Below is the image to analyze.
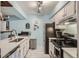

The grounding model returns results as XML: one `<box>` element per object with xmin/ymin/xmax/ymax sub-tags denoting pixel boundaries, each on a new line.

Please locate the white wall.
<box><xmin>9</xmin><ymin>20</ymin><xmax>31</xmax><ymax>33</ymax></box>
<box><xmin>9</xmin><ymin>16</ymin><xmax>45</xmax><ymax>49</ymax></box>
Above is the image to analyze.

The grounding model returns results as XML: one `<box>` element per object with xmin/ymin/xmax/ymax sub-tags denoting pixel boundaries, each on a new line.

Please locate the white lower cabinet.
<box><xmin>49</xmin><ymin>40</ymin><xmax>55</xmax><ymax>58</ymax></box>
<box><xmin>20</xmin><ymin>45</ymin><xmax>24</xmax><ymax>58</ymax></box>
<box><xmin>9</xmin><ymin>50</ymin><xmax>17</xmax><ymax>58</ymax></box>
<box><xmin>63</xmin><ymin>51</ymin><xmax>73</xmax><ymax>58</ymax></box>
<box><xmin>19</xmin><ymin>40</ymin><xmax>28</xmax><ymax>58</ymax></box>
<box><xmin>16</xmin><ymin>48</ymin><xmax>20</xmax><ymax>58</ymax></box>
<box><xmin>9</xmin><ymin>47</ymin><xmax>20</xmax><ymax>58</ymax></box>
<box><xmin>9</xmin><ymin>39</ymin><xmax>29</xmax><ymax>58</ymax></box>
<box><xmin>9</xmin><ymin>53</ymin><xmax>14</xmax><ymax>58</ymax></box>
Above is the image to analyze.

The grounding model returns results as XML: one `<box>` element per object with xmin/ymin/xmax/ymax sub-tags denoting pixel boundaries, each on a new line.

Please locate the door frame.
<box><xmin>43</xmin><ymin>23</ymin><xmax>46</xmax><ymax>53</ymax></box>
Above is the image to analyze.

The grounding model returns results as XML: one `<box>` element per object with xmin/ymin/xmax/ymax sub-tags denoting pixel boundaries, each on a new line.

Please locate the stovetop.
<box><xmin>51</xmin><ymin>39</ymin><xmax>77</xmax><ymax>48</ymax></box>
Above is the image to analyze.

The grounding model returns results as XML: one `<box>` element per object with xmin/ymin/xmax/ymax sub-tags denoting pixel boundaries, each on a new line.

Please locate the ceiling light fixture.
<box><xmin>37</xmin><ymin>1</ymin><xmax>43</xmax><ymax>13</ymax></box>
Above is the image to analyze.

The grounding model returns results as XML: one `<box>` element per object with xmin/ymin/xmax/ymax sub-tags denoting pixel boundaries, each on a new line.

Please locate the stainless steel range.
<box><xmin>51</xmin><ymin>39</ymin><xmax>77</xmax><ymax>58</ymax></box>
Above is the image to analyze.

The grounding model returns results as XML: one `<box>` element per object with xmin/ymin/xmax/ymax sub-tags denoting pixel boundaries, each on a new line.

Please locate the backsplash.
<box><xmin>63</xmin><ymin>23</ymin><xmax>77</xmax><ymax>35</ymax></box>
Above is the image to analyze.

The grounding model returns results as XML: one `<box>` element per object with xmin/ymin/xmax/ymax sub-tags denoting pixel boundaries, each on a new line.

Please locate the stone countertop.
<box><xmin>0</xmin><ymin>36</ymin><xmax>29</xmax><ymax>58</ymax></box>
<box><xmin>62</xmin><ymin>47</ymin><xmax>77</xmax><ymax>58</ymax></box>
<box><xmin>49</xmin><ymin>37</ymin><xmax>57</xmax><ymax>40</ymax></box>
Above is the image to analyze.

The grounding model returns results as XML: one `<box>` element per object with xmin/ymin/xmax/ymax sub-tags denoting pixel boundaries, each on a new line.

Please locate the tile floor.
<box><xmin>26</xmin><ymin>49</ymin><xmax>50</xmax><ymax>58</ymax></box>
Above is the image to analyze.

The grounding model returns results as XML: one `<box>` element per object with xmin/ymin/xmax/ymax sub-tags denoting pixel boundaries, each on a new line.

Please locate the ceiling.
<box><xmin>15</xmin><ymin>1</ymin><xmax>58</xmax><ymax>16</ymax></box>
<box><xmin>1</xmin><ymin>1</ymin><xmax>26</xmax><ymax>20</ymax></box>
<box><xmin>1</xmin><ymin>1</ymin><xmax>58</xmax><ymax>20</ymax></box>
<box><xmin>1</xmin><ymin>7</ymin><xmax>26</xmax><ymax>20</ymax></box>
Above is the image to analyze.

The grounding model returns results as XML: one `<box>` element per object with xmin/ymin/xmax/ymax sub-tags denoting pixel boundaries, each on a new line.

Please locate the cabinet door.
<box><xmin>49</xmin><ymin>41</ymin><xmax>55</xmax><ymax>57</ymax></box>
<box><xmin>0</xmin><ymin>9</ymin><xmax>2</xmax><ymax>21</ymax></box>
<box><xmin>24</xmin><ymin>41</ymin><xmax>27</xmax><ymax>57</ymax></box>
<box><xmin>51</xmin><ymin>43</ymin><xmax>54</xmax><ymax>55</ymax></box>
<box><xmin>65</xmin><ymin>2</ymin><xmax>75</xmax><ymax>17</ymax></box>
<box><xmin>27</xmin><ymin>39</ymin><xmax>29</xmax><ymax>51</ymax></box>
<box><xmin>0</xmin><ymin>21</ymin><xmax>6</xmax><ymax>31</ymax></box>
<box><xmin>15</xmin><ymin>48</ymin><xmax>20</xmax><ymax>58</ymax></box>
<box><xmin>20</xmin><ymin>43</ymin><xmax>24</xmax><ymax>58</ymax></box>
<box><xmin>63</xmin><ymin>51</ymin><xmax>73</xmax><ymax>58</ymax></box>
<box><xmin>20</xmin><ymin>40</ymin><xmax>27</xmax><ymax>58</ymax></box>
<box><xmin>58</xmin><ymin>8</ymin><xmax>65</xmax><ymax>23</ymax></box>
<box><xmin>54</xmin><ymin>13</ymin><xmax>59</xmax><ymax>25</ymax></box>
<box><xmin>49</xmin><ymin>42</ymin><xmax>52</xmax><ymax>57</ymax></box>
<box><xmin>55</xmin><ymin>8</ymin><xmax>64</xmax><ymax>25</ymax></box>
<box><xmin>49</xmin><ymin>42</ymin><xmax>52</xmax><ymax>54</ymax></box>
<box><xmin>9</xmin><ymin>51</ymin><xmax>16</xmax><ymax>58</ymax></box>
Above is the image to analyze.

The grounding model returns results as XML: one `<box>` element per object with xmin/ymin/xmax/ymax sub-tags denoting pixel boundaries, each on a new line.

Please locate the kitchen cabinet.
<box><xmin>9</xmin><ymin>52</ymin><xmax>15</xmax><ymax>58</ymax></box>
<box><xmin>49</xmin><ymin>39</ymin><xmax>52</xmax><ymax>56</ymax></box>
<box><xmin>15</xmin><ymin>48</ymin><xmax>20</xmax><ymax>58</ymax></box>
<box><xmin>8</xmin><ymin>46</ymin><xmax>20</xmax><ymax>58</ymax></box>
<box><xmin>62</xmin><ymin>48</ymin><xmax>77</xmax><ymax>58</ymax></box>
<box><xmin>55</xmin><ymin>8</ymin><xmax>65</xmax><ymax>25</ymax></box>
<box><xmin>0</xmin><ymin>21</ymin><xmax>11</xmax><ymax>40</ymax></box>
<box><xmin>9</xmin><ymin>39</ymin><xmax>29</xmax><ymax>58</ymax></box>
<box><xmin>19</xmin><ymin>41</ymin><xmax>26</xmax><ymax>58</ymax></box>
<box><xmin>26</xmin><ymin>39</ymin><xmax>29</xmax><ymax>52</ymax></box>
<box><xmin>64</xmin><ymin>2</ymin><xmax>76</xmax><ymax>18</ymax></box>
<box><xmin>20</xmin><ymin>44</ymin><xmax>24</xmax><ymax>58</ymax></box>
<box><xmin>0</xmin><ymin>21</ymin><xmax>6</xmax><ymax>31</ymax></box>
<box><xmin>63</xmin><ymin>51</ymin><xmax>73</xmax><ymax>58</ymax></box>
<box><xmin>0</xmin><ymin>9</ymin><xmax>3</xmax><ymax>21</ymax></box>
<box><xmin>19</xmin><ymin>39</ymin><xmax>29</xmax><ymax>58</ymax></box>
<box><xmin>54</xmin><ymin>2</ymin><xmax>76</xmax><ymax>26</ymax></box>
<box><xmin>49</xmin><ymin>39</ymin><xmax>55</xmax><ymax>57</ymax></box>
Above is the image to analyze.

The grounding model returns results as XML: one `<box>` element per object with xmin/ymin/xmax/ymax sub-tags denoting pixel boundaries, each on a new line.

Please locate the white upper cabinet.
<box><xmin>64</xmin><ymin>2</ymin><xmax>76</xmax><ymax>17</ymax></box>
<box><xmin>55</xmin><ymin>8</ymin><xmax>64</xmax><ymax>25</ymax></box>
<box><xmin>54</xmin><ymin>2</ymin><xmax>76</xmax><ymax>26</ymax></box>
<box><xmin>0</xmin><ymin>10</ymin><xmax>2</xmax><ymax>21</ymax></box>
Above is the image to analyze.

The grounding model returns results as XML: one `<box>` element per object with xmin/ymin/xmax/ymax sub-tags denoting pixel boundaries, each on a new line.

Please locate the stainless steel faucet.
<box><xmin>9</xmin><ymin>29</ymin><xmax>18</xmax><ymax>41</ymax></box>
<box><xmin>12</xmin><ymin>29</ymin><xmax>18</xmax><ymax>36</ymax></box>
<box><xmin>12</xmin><ymin>29</ymin><xmax>18</xmax><ymax>41</ymax></box>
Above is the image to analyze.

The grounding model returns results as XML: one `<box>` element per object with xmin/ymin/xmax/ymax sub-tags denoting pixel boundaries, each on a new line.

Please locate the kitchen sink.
<box><xmin>9</xmin><ymin>38</ymin><xmax>24</xmax><ymax>42</ymax></box>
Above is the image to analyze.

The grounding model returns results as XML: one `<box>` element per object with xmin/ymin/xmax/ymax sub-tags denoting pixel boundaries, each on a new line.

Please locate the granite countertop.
<box><xmin>0</xmin><ymin>36</ymin><xmax>29</xmax><ymax>58</ymax></box>
<box><xmin>62</xmin><ymin>48</ymin><xmax>77</xmax><ymax>58</ymax></box>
